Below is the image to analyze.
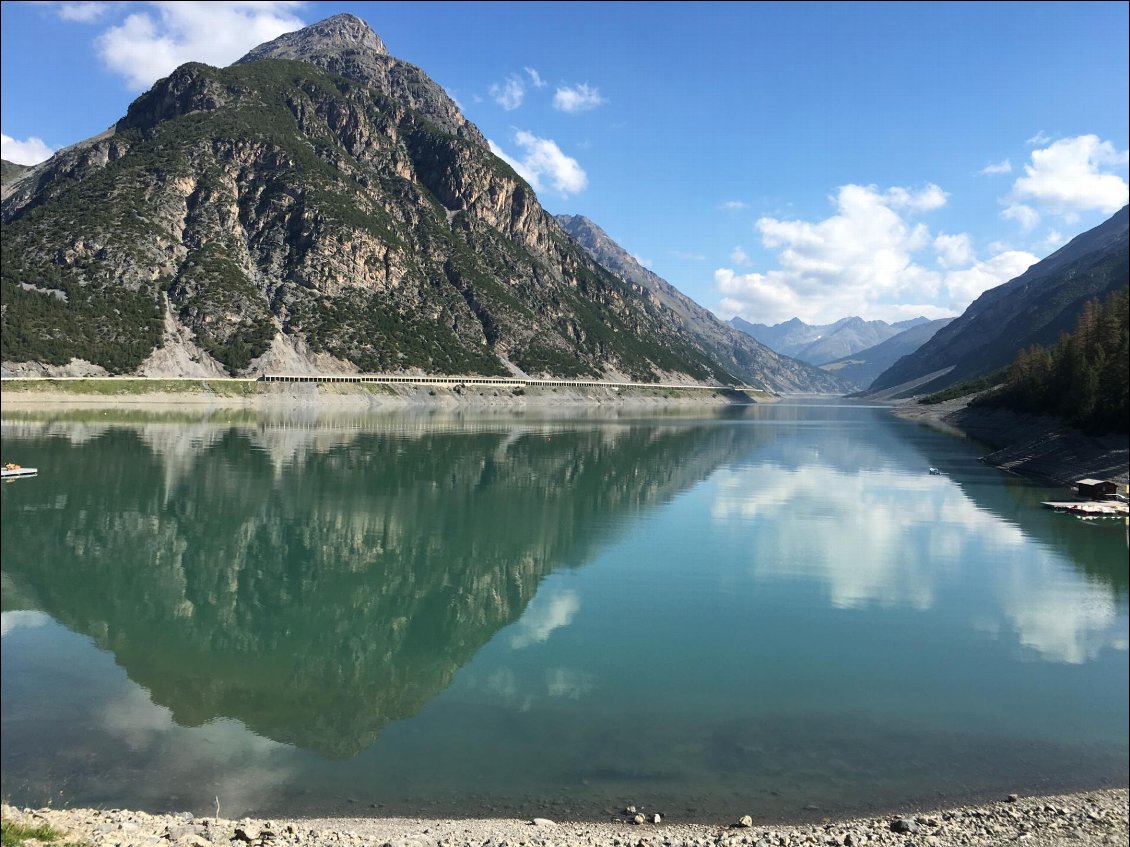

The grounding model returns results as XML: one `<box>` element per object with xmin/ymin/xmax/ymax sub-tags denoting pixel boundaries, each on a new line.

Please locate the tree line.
<box><xmin>973</xmin><ymin>286</ymin><xmax>1129</xmax><ymax>434</ymax></box>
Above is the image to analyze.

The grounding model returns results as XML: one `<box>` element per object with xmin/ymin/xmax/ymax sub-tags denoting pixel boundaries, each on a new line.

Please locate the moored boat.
<box><xmin>2</xmin><ymin>463</ymin><xmax>38</xmax><ymax>479</ymax></box>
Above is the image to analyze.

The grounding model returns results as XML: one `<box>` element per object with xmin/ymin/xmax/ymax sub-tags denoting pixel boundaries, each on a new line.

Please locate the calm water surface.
<box><xmin>1</xmin><ymin>401</ymin><xmax>1127</xmax><ymax>821</ymax></box>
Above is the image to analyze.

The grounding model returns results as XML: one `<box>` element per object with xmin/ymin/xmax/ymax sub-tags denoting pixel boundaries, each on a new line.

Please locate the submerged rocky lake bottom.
<box><xmin>1</xmin><ymin>401</ymin><xmax>1126</xmax><ymax>822</ymax></box>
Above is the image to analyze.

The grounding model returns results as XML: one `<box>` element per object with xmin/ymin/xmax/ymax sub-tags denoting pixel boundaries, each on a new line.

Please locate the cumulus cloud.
<box><xmin>95</xmin><ymin>1</ymin><xmax>306</xmax><ymax>90</ymax></box>
<box><xmin>979</xmin><ymin>159</ymin><xmax>1012</xmax><ymax>175</ymax></box>
<box><xmin>1002</xmin><ymin>203</ymin><xmax>1040</xmax><ymax>231</ymax></box>
<box><xmin>730</xmin><ymin>246</ymin><xmax>751</xmax><ymax>266</ymax></box>
<box><xmin>714</xmin><ymin>182</ymin><xmax>1042</xmax><ymax>323</ymax></box>
<box><xmin>55</xmin><ymin>1</ymin><xmax>108</xmax><ymax>22</ymax></box>
<box><xmin>510</xmin><ymin>588</ymin><xmax>581</xmax><ymax>649</ymax></box>
<box><xmin>933</xmin><ymin>232</ymin><xmax>973</xmax><ymax>268</ymax></box>
<box><xmin>942</xmin><ymin>250</ymin><xmax>1038</xmax><ymax>306</ymax></box>
<box><xmin>489</xmin><ymin>74</ymin><xmax>525</xmax><ymax>110</ymax></box>
<box><xmin>1043</xmin><ymin>229</ymin><xmax>1067</xmax><ymax>251</ymax></box>
<box><xmin>715</xmin><ymin>183</ymin><xmax>951</xmax><ymax>324</ymax></box>
<box><xmin>1002</xmin><ymin>134</ymin><xmax>1130</xmax><ymax>227</ymax></box>
<box><xmin>553</xmin><ymin>83</ymin><xmax>605</xmax><ymax>113</ymax></box>
<box><xmin>1</xmin><ymin>132</ymin><xmax>54</xmax><ymax>165</ymax></box>
<box><xmin>1026</xmin><ymin>130</ymin><xmax>1053</xmax><ymax>147</ymax></box>
<box><xmin>524</xmin><ymin>66</ymin><xmax>546</xmax><ymax>88</ymax></box>
<box><xmin>0</xmin><ymin>610</ymin><xmax>51</xmax><ymax>638</ymax></box>
<box><xmin>489</xmin><ymin>131</ymin><xmax>588</xmax><ymax>196</ymax></box>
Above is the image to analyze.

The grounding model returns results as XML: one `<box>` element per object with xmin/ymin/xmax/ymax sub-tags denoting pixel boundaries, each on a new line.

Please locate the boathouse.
<box><xmin>1075</xmin><ymin>478</ymin><xmax>1116</xmax><ymax>499</ymax></box>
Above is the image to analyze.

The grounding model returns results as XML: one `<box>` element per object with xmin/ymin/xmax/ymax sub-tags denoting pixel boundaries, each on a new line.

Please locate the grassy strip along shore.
<box><xmin>3</xmin><ymin>789</ymin><xmax>1128</xmax><ymax>847</ymax></box>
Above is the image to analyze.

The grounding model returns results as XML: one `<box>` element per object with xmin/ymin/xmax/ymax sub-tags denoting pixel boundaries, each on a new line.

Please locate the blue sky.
<box><xmin>2</xmin><ymin>1</ymin><xmax>1128</xmax><ymax>325</ymax></box>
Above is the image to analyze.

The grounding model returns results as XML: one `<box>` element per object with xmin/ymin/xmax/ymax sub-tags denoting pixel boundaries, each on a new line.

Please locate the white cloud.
<box><xmin>714</xmin><ymin>183</ymin><xmax>950</xmax><ymax>324</ymax></box>
<box><xmin>1026</xmin><ymin>130</ymin><xmax>1053</xmax><ymax>147</ymax></box>
<box><xmin>670</xmin><ymin>250</ymin><xmax>706</xmax><ymax>261</ymax></box>
<box><xmin>633</xmin><ymin>254</ymin><xmax>653</xmax><ymax>268</ymax></box>
<box><xmin>720</xmin><ymin>200</ymin><xmax>748</xmax><ymax>211</ymax></box>
<box><xmin>882</xmin><ymin>183</ymin><xmax>947</xmax><ymax>211</ymax></box>
<box><xmin>933</xmin><ymin>232</ymin><xmax>973</xmax><ymax>268</ymax></box>
<box><xmin>730</xmin><ymin>246</ymin><xmax>751</xmax><ymax>266</ymax></box>
<box><xmin>1</xmin><ymin>132</ymin><xmax>54</xmax><ymax>165</ymax></box>
<box><xmin>942</xmin><ymin>250</ymin><xmax>1037</xmax><ymax>306</ymax></box>
<box><xmin>545</xmin><ymin>667</ymin><xmax>594</xmax><ymax>699</ymax></box>
<box><xmin>553</xmin><ymin>83</ymin><xmax>605</xmax><ymax>113</ymax></box>
<box><xmin>0</xmin><ymin>610</ymin><xmax>51</xmax><ymax>638</ymax></box>
<box><xmin>1002</xmin><ymin>202</ymin><xmax>1040</xmax><ymax>231</ymax></box>
<box><xmin>510</xmin><ymin>588</ymin><xmax>581</xmax><ymax>649</ymax></box>
<box><xmin>1003</xmin><ymin>134</ymin><xmax>1130</xmax><ymax>226</ymax></box>
<box><xmin>95</xmin><ymin>1</ymin><xmax>306</xmax><ymax>90</ymax></box>
<box><xmin>489</xmin><ymin>74</ymin><xmax>524</xmax><ymax>110</ymax></box>
<box><xmin>489</xmin><ymin>131</ymin><xmax>588</xmax><ymax>196</ymax></box>
<box><xmin>1043</xmin><ymin>229</ymin><xmax>1067</xmax><ymax>250</ymax></box>
<box><xmin>524</xmin><ymin>66</ymin><xmax>546</xmax><ymax>88</ymax></box>
<box><xmin>979</xmin><ymin>158</ymin><xmax>1012</xmax><ymax>175</ymax></box>
<box><xmin>56</xmin><ymin>2</ymin><xmax>108</xmax><ymax>22</ymax></box>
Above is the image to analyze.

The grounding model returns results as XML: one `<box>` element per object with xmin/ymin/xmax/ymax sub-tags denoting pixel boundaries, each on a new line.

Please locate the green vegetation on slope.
<box><xmin>1</xmin><ymin>819</ymin><xmax>65</xmax><ymax>847</ymax></box>
<box><xmin>2</xmin><ymin>54</ymin><xmax>732</xmax><ymax>382</ymax></box>
<box><xmin>971</xmin><ymin>287</ymin><xmax>1129</xmax><ymax>434</ymax></box>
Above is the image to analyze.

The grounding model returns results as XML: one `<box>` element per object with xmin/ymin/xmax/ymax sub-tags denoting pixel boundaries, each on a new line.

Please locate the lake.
<box><xmin>1</xmin><ymin>400</ymin><xmax>1126</xmax><ymax>823</ymax></box>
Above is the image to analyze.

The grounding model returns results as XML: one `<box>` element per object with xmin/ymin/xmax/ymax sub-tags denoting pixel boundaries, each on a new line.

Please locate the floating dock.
<box><xmin>1</xmin><ymin>467</ymin><xmax>38</xmax><ymax>480</ymax></box>
<box><xmin>1041</xmin><ymin>500</ymin><xmax>1128</xmax><ymax>519</ymax></box>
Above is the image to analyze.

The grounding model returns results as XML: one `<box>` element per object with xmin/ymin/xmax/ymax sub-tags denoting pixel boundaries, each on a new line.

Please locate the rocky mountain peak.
<box><xmin>234</xmin><ymin>13</ymin><xmax>481</xmax><ymax>144</ymax></box>
<box><xmin>237</xmin><ymin>13</ymin><xmax>388</xmax><ymax>64</ymax></box>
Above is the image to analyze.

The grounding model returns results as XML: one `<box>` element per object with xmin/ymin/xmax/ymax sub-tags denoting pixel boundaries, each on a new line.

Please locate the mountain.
<box><xmin>870</xmin><ymin>206</ymin><xmax>1130</xmax><ymax>394</ymax></box>
<box><xmin>1</xmin><ymin>158</ymin><xmax>29</xmax><ymax>186</ymax></box>
<box><xmin>2</xmin><ymin>14</ymin><xmax>759</xmax><ymax>386</ymax></box>
<box><xmin>555</xmin><ymin>214</ymin><xmax>850</xmax><ymax>392</ymax></box>
<box><xmin>819</xmin><ymin>317</ymin><xmax>954</xmax><ymax>391</ymax></box>
<box><xmin>731</xmin><ymin>315</ymin><xmax>927</xmax><ymax>364</ymax></box>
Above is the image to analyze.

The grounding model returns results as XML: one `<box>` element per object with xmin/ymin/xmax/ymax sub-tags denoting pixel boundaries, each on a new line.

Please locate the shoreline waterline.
<box><xmin>3</xmin><ymin>788</ymin><xmax>1127</xmax><ymax>847</ymax></box>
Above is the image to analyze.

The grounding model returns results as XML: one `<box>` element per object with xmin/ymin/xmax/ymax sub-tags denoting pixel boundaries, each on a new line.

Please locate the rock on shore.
<box><xmin>4</xmin><ymin>789</ymin><xmax>1127</xmax><ymax>847</ymax></box>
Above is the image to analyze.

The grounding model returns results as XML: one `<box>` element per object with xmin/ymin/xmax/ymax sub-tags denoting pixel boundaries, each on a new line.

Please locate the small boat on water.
<box><xmin>929</xmin><ymin>467</ymin><xmax>942</xmax><ymax>475</ymax></box>
<box><xmin>2</xmin><ymin>463</ymin><xmax>37</xmax><ymax>480</ymax></box>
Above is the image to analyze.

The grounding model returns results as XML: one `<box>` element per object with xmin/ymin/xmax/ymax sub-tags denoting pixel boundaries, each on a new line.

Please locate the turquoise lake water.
<box><xmin>1</xmin><ymin>401</ymin><xmax>1126</xmax><ymax>822</ymax></box>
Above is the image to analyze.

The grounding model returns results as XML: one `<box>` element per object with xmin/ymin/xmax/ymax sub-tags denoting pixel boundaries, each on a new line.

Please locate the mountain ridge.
<box><xmin>555</xmin><ymin>214</ymin><xmax>851</xmax><ymax>393</ymax></box>
<box><xmin>731</xmin><ymin>314</ymin><xmax>929</xmax><ymax>364</ymax></box>
<box><xmin>819</xmin><ymin>317</ymin><xmax>954</xmax><ymax>391</ymax></box>
<box><xmin>3</xmin><ymin>15</ymin><xmax>814</xmax><ymax>388</ymax></box>
<box><xmin>869</xmin><ymin>205</ymin><xmax>1130</xmax><ymax>394</ymax></box>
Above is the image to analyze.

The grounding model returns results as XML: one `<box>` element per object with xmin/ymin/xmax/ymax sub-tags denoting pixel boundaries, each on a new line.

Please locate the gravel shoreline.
<box><xmin>889</xmin><ymin>397</ymin><xmax>1129</xmax><ymax>486</ymax></box>
<box><xmin>5</xmin><ymin>789</ymin><xmax>1127</xmax><ymax>847</ymax></box>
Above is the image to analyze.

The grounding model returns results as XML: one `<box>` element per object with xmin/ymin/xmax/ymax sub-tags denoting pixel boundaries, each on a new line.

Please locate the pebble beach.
<box><xmin>4</xmin><ymin>789</ymin><xmax>1128</xmax><ymax>847</ymax></box>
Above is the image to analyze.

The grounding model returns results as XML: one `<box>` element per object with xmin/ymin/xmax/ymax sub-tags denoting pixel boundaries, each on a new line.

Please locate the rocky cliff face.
<box><xmin>556</xmin><ymin>214</ymin><xmax>850</xmax><ymax>393</ymax></box>
<box><xmin>1</xmin><ymin>14</ymin><xmax>751</xmax><ymax>385</ymax></box>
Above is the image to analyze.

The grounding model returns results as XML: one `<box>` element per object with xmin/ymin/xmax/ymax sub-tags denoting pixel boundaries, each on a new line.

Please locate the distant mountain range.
<box><xmin>0</xmin><ymin>13</ymin><xmax>841</xmax><ymax>393</ymax></box>
<box><xmin>730</xmin><ymin>315</ymin><xmax>931</xmax><ymax>364</ymax></box>
<box><xmin>869</xmin><ymin>205</ymin><xmax>1129</xmax><ymax>395</ymax></box>
<box><xmin>819</xmin><ymin>317</ymin><xmax>954</xmax><ymax>391</ymax></box>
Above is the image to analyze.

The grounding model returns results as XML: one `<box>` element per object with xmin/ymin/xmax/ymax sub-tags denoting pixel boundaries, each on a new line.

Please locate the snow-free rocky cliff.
<box><xmin>1</xmin><ymin>14</ymin><xmax>842</xmax><ymax>392</ymax></box>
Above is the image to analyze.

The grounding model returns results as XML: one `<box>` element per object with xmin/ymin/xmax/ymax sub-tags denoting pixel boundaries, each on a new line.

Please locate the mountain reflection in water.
<box><xmin>1</xmin><ymin>410</ymin><xmax>774</xmax><ymax>758</ymax></box>
<box><xmin>1</xmin><ymin>404</ymin><xmax>1125</xmax><ymax>821</ymax></box>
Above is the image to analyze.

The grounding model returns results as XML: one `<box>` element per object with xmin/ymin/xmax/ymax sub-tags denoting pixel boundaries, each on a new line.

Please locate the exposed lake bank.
<box><xmin>4</xmin><ymin>788</ymin><xmax>1127</xmax><ymax>847</ymax></box>
<box><xmin>891</xmin><ymin>396</ymin><xmax>1129</xmax><ymax>487</ymax></box>
<box><xmin>0</xmin><ymin>378</ymin><xmax>759</xmax><ymax>410</ymax></box>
